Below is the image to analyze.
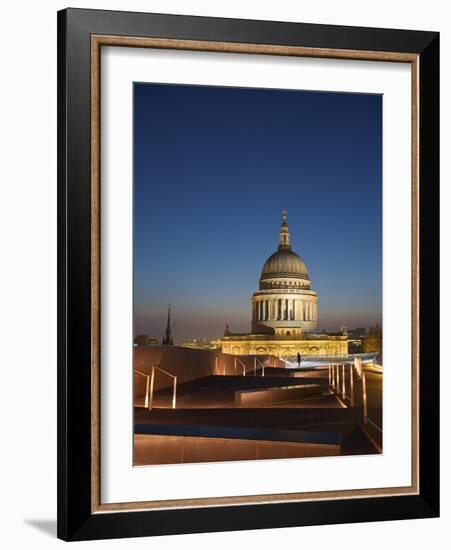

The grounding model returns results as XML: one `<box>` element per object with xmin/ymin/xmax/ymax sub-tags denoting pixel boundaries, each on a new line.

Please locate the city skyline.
<box><xmin>134</xmin><ymin>83</ymin><xmax>382</xmax><ymax>342</ymax></box>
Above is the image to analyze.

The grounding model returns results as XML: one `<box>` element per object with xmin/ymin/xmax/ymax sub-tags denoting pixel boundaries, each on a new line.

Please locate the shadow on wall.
<box><xmin>24</xmin><ymin>519</ymin><xmax>57</xmax><ymax>538</ymax></box>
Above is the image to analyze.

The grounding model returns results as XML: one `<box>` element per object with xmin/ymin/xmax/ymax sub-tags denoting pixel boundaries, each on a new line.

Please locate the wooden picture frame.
<box><xmin>57</xmin><ymin>8</ymin><xmax>439</xmax><ymax>541</ymax></box>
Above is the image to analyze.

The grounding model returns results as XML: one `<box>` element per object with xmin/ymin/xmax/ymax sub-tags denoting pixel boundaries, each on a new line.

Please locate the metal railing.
<box><xmin>307</xmin><ymin>352</ymin><xmax>378</xmax><ymax>364</ymax></box>
<box><xmin>255</xmin><ymin>357</ymin><xmax>267</xmax><ymax>377</ymax></box>
<box><xmin>234</xmin><ymin>356</ymin><xmax>247</xmax><ymax>376</ymax></box>
<box><xmin>134</xmin><ymin>368</ymin><xmax>151</xmax><ymax>408</ymax></box>
<box><xmin>148</xmin><ymin>365</ymin><xmax>177</xmax><ymax>410</ymax></box>
<box><xmin>328</xmin><ymin>358</ymin><xmax>367</xmax><ymax>422</ymax></box>
<box><xmin>215</xmin><ymin>354</ymin><xmax>276</xmax><ymax>377</ymax></box>
<box><xmin>215</xmin><ymin>355</ymin><xmax>228</xmax><ymax>376</ymax></box>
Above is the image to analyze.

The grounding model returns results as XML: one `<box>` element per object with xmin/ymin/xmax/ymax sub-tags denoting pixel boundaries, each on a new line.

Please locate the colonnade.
<box><xmin>254</xmin><ymin>298</ymin><xmax>317</xmax><ymax>322</ymax></box>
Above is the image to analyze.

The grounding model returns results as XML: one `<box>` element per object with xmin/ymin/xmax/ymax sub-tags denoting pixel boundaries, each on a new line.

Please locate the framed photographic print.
<box><xmin>57</xmin><ymin>8</ymin><xmax>439</xmax><ymax>541</ymax></box>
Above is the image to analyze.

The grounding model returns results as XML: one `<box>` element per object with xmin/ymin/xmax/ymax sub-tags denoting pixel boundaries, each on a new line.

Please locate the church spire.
<box><xmin>162</xmin><ymin>304</ymin><xmax>174</xmax><ymax>346</ymax></box>
<box><xmin>278</xmin><ymin>209</ymin><xmax>291</xmax><ymax>250</ymax></box>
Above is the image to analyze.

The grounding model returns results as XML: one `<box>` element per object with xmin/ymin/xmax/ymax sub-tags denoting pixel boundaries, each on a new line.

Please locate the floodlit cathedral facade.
<box><xmin>219</xmin><ymin>210</ymin><xmax>348</xmax><ymax>357</ymax></box>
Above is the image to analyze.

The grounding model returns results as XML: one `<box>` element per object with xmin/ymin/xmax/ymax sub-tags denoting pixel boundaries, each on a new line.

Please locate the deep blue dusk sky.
<box><xmin>134</xmin><ymin>83</ymin><xmax>382</xmax><ymax>342</ymax></box>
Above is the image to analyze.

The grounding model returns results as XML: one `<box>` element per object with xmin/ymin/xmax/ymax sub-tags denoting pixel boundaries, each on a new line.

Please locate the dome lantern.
<box><xmin>278</xmin><ymin>208</ymin><xmax>291</xmax><ymax>250</ymax></box>
<box><xmin>260</xmin><ymin>209</ymin><xmax>310</xmax><ymax>285</ymax></box>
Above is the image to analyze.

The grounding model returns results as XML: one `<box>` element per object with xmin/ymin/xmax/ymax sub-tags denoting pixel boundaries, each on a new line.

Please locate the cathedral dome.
<box><xmin>259</xmin><ymin>209</ymin><xmax>309</xmax><ymax>282</ymax></box>
<box><xmin>261</xmin><ymin>248</ymin><xmax>309</xmax><ymax>280</ymax></box>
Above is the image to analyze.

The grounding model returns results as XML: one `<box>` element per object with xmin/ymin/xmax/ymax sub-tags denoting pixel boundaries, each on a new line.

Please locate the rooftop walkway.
<box><xmin>134</xmin><ymin>364</ymin><xmax>381</xmax><ymax>465</ymax></box>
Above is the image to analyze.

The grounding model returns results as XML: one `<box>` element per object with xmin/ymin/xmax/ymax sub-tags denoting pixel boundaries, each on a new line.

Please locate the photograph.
<box><xmin>132</xmin><ymin>82</ymin><xmax>384</xmax><ymax>466</ymax></box>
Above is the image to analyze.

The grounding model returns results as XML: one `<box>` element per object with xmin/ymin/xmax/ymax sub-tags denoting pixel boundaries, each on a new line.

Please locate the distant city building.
<box><xmin>349</xmin><ymin>327</ymin><xmax>367</xmax><ymax>338</ymax></box>
<box><xmin>346</xmin><ymin>327</ymin><xmax>367</xmax><ymax>354</ymax></box>
<box><xmin>347</xmin><ymin>338</ymin><xmax>362</xmax><ymax>354</ymax></box>
<box><xmin>134</xmin><ymin>334</ymin><xmax>158</xmax><ymax>346</ymax></box>
<box><xmin>179</xmin><ymin>338</ymin><xmax>213</xmax><ymax>350</ymax></box>
<box><xmin>219</xmin><ymin>211</ymin><xmax>348</xmax><ymax>357</ymax></box>
<box><xmin>362</xmin><ymin>324</ymin><xmax>382</xmax><ymax>353</ymax></box>
<box><xmin>162</xmin><ymin>304</ymin><xmax>174</xmax><ymax>346</ymax></box>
